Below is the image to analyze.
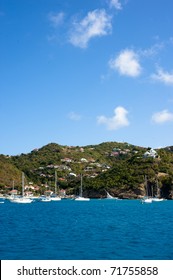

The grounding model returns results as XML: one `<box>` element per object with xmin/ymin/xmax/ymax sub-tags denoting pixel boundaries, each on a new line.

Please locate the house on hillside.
<box><xmin>44</xmin><ymin>190</ymin><xmax>53</xmax><ymax>196</ymax></box>
<box><xmin>25</xmin><ymin>191</ymin><xmax>33</xmax><ymax>197</ymax></box>
<box><xmin>61</xmin><ymin>158</ymin><xmax>73</xmax><ymax>163</ymax></box>
<box><xmin>69</xmin><ymin>172</ymin><xmax>77</xmax><ymax>177</ymax></box>
<box><xmin>143</xmin><ymin>148</ymin><xmax>158</xmax><ymax>158</ymax></box>
<box><xmin>9</xmin><ymin>189</ymin><xmax>18</xmax><ymax>195</ymax></box>
<box><xmin>80</xmin><ymin>158</ymin><xmax>88</xmax><ymax>163</ymax></box>
<box><xmin>60</xmin><ymin>189</ymin><xmax>66</xmax><ymax>196</ymax></box>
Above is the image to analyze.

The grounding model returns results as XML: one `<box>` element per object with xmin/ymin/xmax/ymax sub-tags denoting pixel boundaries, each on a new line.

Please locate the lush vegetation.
<box><xmin>0</xmin><ymin>142</ymin><xmax>173</xmax><ymax>198</ymax></box>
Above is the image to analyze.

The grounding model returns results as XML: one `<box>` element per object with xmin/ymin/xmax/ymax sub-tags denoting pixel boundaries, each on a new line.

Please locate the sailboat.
<box><xmin>75</xmin><ymin>174</ymin><xmax>90</xmax><ymax>201</ymax></box>
<box><xmin>105</xmin><ymin>190</ymin><xmax>119</xmax><ymax>200</ymax></box>
<box><xmin>39</xmin><ymin>195</ymin><xmax>51</xmax><ymax>202</ymax></box>
<box><xmin>7</xmin><ymin>180</ymin><xmax>16</xmax><ymax>201</ymax></box>
<box><xmin>50</xmin><ymin>171</ymin><xmax>61</xmax><ymax>201</ymax></box>
<box><xmin>152</xmin><ymin>179</ymin><xmax>164</xmax><ymax>202</ymax></box>
<box><xmin>141</xmin><ymin>176</ymin><xmax>152</xmax><ymax>203</ymax></box>
<box><xmin>10</xmin><ymin>173</ymin><xmax>33</xmax><ymax>203</ymax></box>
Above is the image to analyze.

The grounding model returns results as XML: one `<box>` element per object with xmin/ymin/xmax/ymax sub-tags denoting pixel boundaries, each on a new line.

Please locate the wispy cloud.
<box><xmin>139</xmin><ymin>42</ymin><xmax>164</xmax><ymax>57</ymax></box>
<box><xmin>97</xmin><ymin>106</ymin><xmax>129</xmax><ymax>130</ymax></box>
<box><xmin>151</xmin><ymin>67</ymin><xmax>173</xmax><ymax>85</ymax></box>
<box><xmin>109</xmin><ymin>49</ymin><xmax>142</xmax><ymax>77</ymax></box>
<box><xmin>109</xmin><ymin>0</ymin><xmax>122</xmax><ymax>10</ymax></box>
<box><xmin>68</xmin><ymin>112</ymin><xmax>81</xmax><ymax>121</ymax></box>
<box><xmin>48</xmin><ymin>12</ymin><xmax>65</xmax><ymax>27</ymax></box>
<box><xmin>151</xmin><ymin>109</ymin><xmax>173</xmax><ymax>124</ymax></box>
<box><xmin>69</xmin><ymin>9</ymin><xmax>112</xmax><ymax>48</ymax></box>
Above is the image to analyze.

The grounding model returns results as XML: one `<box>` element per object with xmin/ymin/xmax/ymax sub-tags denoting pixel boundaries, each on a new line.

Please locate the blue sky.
<box><xmin>0</xmin><ymin>0</ymin><xmax>173</xmax><ymax>155</ymax></box>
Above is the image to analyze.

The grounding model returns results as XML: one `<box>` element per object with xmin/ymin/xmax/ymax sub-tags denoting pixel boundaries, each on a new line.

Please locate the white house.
<box><xmin>143</xmin><ymin>148</ymin><xmax>158</xmax><ymax>158</ymax></box>
<box><xmin>69</xmin><ymin>172</ymin><xmax>77</xmax><ymax>177</ymax></box>
<box><xmin>80</xmin><ymin>158</ymin><xmax>88</xmax><ymax>163</ymax></box>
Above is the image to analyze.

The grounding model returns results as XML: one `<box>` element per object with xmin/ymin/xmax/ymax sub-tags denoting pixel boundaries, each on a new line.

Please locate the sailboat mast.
<box><xmin>55</xmin><ymin>170</ymin><xmax>57</xmax><ymax>195</ymax></box>
<box><xmin>22</xmin><ymin>172</ymin><xmax>25</xmax><ymax>197</ymax></box>
<box><xmin>156</xmin><ymin>179</ymin><xmax>160</xmax><ymax>198</ymax></box>
<box><xmin>145</xmin><ymin>175</ymin><xmax>148</xmax><ymax>197</ymax></box>
<box><xmin>80</xmin><ymin>174</ymin><xmax>83</xmax><ymax>197</ymax></box>
<box><xmin>151</xmin><ymin>185</ymin><xmax>154</xmax><ymax>198</ymax></box>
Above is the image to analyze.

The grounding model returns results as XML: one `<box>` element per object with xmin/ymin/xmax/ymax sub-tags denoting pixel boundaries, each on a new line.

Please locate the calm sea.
<box><xmin>0</xmin><ymin>199</ymin><xmax>173</xmax><ymax>260</ymax></box>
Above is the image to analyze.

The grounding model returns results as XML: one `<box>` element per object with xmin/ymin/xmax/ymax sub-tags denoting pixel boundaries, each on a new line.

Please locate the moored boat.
<box><xmin>105</xmin><ymin>190</ymin><xmax>119</xmax><ymax>200</ymax></box>
<box><xmin>141</xmin><ymin>176</ymin><xmax>152</xmax><ymax>203</ymax></box>
<box><xmin>74</xmin><ymin>174</ymin><xmax>90</xmax><ymax>201</ymax></box>
<box><xmin>152</xmin><ymin>180</ymin><xmax>164</xmax><ymax>202</ymax></box>
<box><xmin>9</xmin><ymin>173</ymin><xmax>33</xmax><ymax>204</ymax></box>
<box><xmin>39</xmin><ymin>195</ymin><xmax>51</xmax><ymax>202</ymax></box>
<box><xmin>50</xmin><ymin>171</ymin><xmax>61</xmax><ymax>201</ymax></box>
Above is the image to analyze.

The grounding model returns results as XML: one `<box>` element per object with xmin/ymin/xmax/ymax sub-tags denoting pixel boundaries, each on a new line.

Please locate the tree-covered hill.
<box><xmin>0</xmin><ymin>155</ymin><xmax>22</xmax><ymax>188</ymax></box>
<box><xmin>0</xmin><ymin>142</ymin><xmax>173</xmax><ymax>199</ymax></box>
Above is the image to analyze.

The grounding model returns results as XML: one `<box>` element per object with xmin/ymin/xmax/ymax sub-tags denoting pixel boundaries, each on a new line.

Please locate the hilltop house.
<box><xmin>143</xmin><ymin>148</ymin><xmax>158</xmax><ymax>158</ymax></box>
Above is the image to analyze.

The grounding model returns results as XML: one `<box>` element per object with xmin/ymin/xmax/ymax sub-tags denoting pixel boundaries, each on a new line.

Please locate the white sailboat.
<box><xmin>10</xmin><ymin>173</ymin><xmax>33</xmax><ymax>204</ymax></box>
<box><xmin>39</xmin><ymin>195</ymin><xmax>51</xmax><ymax>202</ymax></box>
<box><xmin>50</xmin><ymin>171</ymin><xmax>61</xmax><ymax>201</ymax></box>
<box><xmin>75</xmin><ymin>174</ymin><xmax>90</xmax><ymax>201</ymax></box>
<box><xmin>50</xmin><ymin>196</ymin><xmax>61</xmax><ymax>201</ymax></box>
<box><xmin>142</xmin><ymin>197</ymin><xmax>152</xmax><ymax>203</ymax></box>
<box><xmin>105</xmin><ymin>190</ymin><xmax>119</xmax><ymax>200</ymax></box>
<box><xmin>152</xmin><ymin>197</ymin><xmax>164</xmax><ymax>202</ymax></box>
<box><xmin>141</xmin><ymin>176</ymin><xmax>152</xmax><ymax>203</ymax></box>
<box><xmin>152</xmin><ymin>180</ymin><xmax>164</xmax><ymax>202</ymax></box>
<box><xmin>7</xmin><ymin>180</ymin><xmax>16</xmax><ymax>201</ymax></box>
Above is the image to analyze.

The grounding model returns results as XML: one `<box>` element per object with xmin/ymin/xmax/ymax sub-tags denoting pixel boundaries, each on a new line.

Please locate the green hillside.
<box><xmin>0</xmin><ymin>142</ymin><xmax>173</xmax><ymax>198</ymax></box>
<box><xmin>0</xmin><ymin>155</ymin><xmax>22</xmax><ymax>188</ymax></box>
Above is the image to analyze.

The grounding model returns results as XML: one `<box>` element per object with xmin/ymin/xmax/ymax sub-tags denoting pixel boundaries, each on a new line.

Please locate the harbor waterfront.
<box><xmin>0</xmin><ymin>199</ymin><xmax>173</xmax><ymax>260</ymax></box>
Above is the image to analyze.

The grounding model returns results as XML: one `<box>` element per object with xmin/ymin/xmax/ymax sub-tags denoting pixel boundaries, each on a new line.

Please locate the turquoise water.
<box><xmin>0</xmin><ymin>199</ymin><xmax>173</xmax><ymax>260</ymax></box>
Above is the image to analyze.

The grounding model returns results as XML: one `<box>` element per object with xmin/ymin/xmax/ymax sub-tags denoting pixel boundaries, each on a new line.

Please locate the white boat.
<box><xmin>39</xmin><ymin>196</ymin><xmax>51</xmax><ymax>202</ymax></box>
<box><xmin>10</xmin><ymin>173</ymin><xmax>33</xmax><ymax>204</ymax></box>
<box><xmin>75</xmin><ymin>196</ymin><xmax>90</xmax><ymax>201</ymax></box>
<box><xmin>152</xmin><ymin>180</ymin><xmax>164</xmax><ymax>202</ymax></box>
<box><xmin>105</xmin><ymin>190</ymin><xmax>119</xmax><ymax>200</ymax></box>
<box><xmin>75</xmin><ymin>174</ymin><xmax>90</xmax><ymax>201</ymax></box>
<box><xmin>141</xmin><ymin>176</ymin><xmax>152</xmax><ymax>203</ymax></box>
<box><xmin>50</xmin><ymin>196</ymin><xmax>61</xmax><ymax>201</ymax></box>
<box><xmin>152</xmin><ymin>197</ymin><xmax>164</xmax><ymax>202</ymax></box>
<box><xmin>10</xmin><ymin>196</ymin><xmax>33</xmax><ymax>203</ymax></box>
<box><xmin>141</xmin><ymin>197</ymin><xmax>153</xmax><ymax>203</ymax></box>
<box><xmin>50</xmin><ymin>171</ymin><xmax>61</xmax><ymax>201</ymax></box>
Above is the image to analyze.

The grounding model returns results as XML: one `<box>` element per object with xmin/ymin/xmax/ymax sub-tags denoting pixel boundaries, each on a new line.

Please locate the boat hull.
<box><xmin>75</xmin><ymin>197</ymin><xmax>90</xmax><ymax>201</ymax></box>
<box><xmin>10</xmin><ymin>198</ymin><xmax>33</xmax><ymax>203</ymax></box>
<box><xmin>141</xmin><ymin>198</ymin><xmax>152</xmax><ymax>203</ymax></box>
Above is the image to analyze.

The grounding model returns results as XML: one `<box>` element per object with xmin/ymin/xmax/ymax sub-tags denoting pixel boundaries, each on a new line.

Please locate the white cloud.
<box><xmin>139</xmin><ymin>42</ymin><xmax>164</xmax><ymax>57</ymax></box>
<box><xmin>109</xmin><ymin>0</ymin><xmax>122</xmax><ymax>10</ymax></box>
<box><xmin>97</xmin><ymin>106</ymin><xmax>129</xmax><ymax>130</ymax></box>
<box><xmin>151</xmin><ymin>110</ymin><xmax>173</xmax><ymax>124</ymax></box>
<box><xmin>69</xmin><ymin>9</ymin><xmax>112</xmax><ymax>48</ymax></box>
<box><xmin>109</xmin><ymin>49</ymin><xmax>142</xmax><ymax>77</ymax></box>
<box><xmin>48</xmin><ymin>12</ymin><xmax>64</xmax><ymax>27</ymax></box>
<box><xmin>68</xmin><ymin>112</ymin><xmax>81</xmax><ymax>121</ymax></box>
<box><xmin>151</xmin><ymin>67</ymin><xmax>173</xmax><ymax>85</ymax></box>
